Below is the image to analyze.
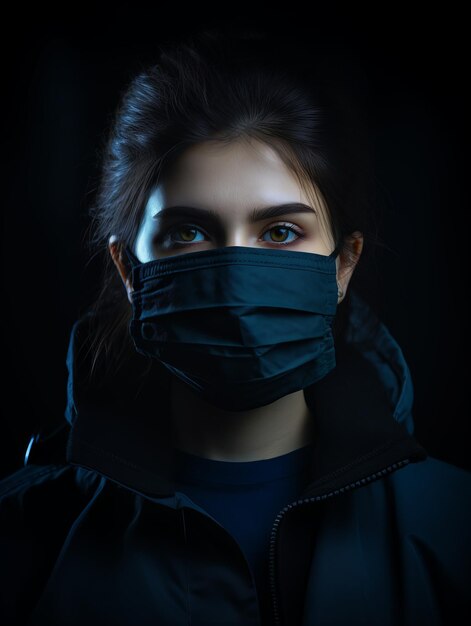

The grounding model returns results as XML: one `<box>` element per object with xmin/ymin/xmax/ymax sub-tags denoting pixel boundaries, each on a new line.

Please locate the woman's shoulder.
<box><xmin>0</xmin><ymin>462</ymin><xmax>106</xmax><ymax>535</ymax></box>
<box><xmin>385</xmin><ymin>455</ymin><xmax>471</xmax><ymax>522</ymax></box>
<box><xmin>389</xmin><ymin>454</ymin><xmax>471</xmax><ymax>500</ymax></box>
<box><xmin>0</xmin><ymin>463</ymin><xmax>107</xmax><ymax>623</ymax></box>
<box><xmin>381</xmin><ymin>455</ymin><xmax>471</xmax><ymax>569</ymax></box>
<box><xmin>0</xmin><ymin>462</ymin><xmax>103</xmax><ymax>500</ymax></box>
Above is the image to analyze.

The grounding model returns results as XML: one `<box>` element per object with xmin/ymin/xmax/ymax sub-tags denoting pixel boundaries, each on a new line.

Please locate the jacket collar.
<box><xmin>64</xmin><ymin>289</ymin><xmax>427</xmax><ymax>499</ymax></box>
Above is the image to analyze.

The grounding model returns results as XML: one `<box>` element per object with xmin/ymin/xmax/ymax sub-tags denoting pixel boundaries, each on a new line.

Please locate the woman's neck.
<box><xmin>169</xmin><ymin>375</ymin><xmax>315</xmax><ymax>462</ymax></box>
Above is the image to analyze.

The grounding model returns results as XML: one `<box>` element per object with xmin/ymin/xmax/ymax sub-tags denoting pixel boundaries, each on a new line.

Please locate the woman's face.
<box><xmin>134</xmin><ymin>138</ymin><xmax>336</xmax><ymax>262</ymax></box>
<box><xmin>110</xmin><ymin>137</ymin><xmax>363</xmax><ymax>302</ymax></box>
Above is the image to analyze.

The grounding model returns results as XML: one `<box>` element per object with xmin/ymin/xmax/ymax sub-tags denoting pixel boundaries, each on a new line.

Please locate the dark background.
<box><xmin>2</xmin><ymin>5</ymin><xmax>469</xmax><ymax>478</ymax></box>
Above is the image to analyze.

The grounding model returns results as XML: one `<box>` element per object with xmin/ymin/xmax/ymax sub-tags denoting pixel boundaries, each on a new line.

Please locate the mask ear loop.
<box><xmin>123</xmin><ymin>244</ymin><xmax>141</xmax><ymax>270</ymax></box>
<box><xmin>328</xmin><ymin>241</ymin><xmax>344</xmax><ymax>300</ymax></box>
<box><xmin>328</xmin><ymin>240</ymin><xmax>342</xmax><ymax>259</ymax></box>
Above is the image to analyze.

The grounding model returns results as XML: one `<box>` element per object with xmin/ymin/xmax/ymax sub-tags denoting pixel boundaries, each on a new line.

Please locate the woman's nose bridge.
<box><xmin>225</xmin><ymin>235</ymin><xmax>245</xmax><ymax>247</ymax></box>
<box><xmin>223</xmin><ymin>223</ymin><xmax>250</xmax><ymax>247</ymax></box>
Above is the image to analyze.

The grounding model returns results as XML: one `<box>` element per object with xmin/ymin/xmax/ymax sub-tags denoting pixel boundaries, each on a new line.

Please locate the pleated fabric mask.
<box><xmin>124</xmin><ymin>244</ymin><xmax>340</xmax><ymax>412</ymax></box>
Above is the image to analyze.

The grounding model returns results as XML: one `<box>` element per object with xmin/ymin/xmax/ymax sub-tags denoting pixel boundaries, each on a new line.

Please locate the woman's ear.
<box><xmin>336</xmin><ymin>231</ymin><xmax>364</xmax><ymax>303</ymax></box>
<box><xmin>108</xmin><ymin>235</ymin><xmax>134</xmax><ymax>304</ymax></box>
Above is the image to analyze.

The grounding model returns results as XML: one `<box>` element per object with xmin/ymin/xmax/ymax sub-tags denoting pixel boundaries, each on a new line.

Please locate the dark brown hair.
<box><xmin>83</xmin><ymin>26</ymin><xmax>382</xmax><ymax>382</ymax></box>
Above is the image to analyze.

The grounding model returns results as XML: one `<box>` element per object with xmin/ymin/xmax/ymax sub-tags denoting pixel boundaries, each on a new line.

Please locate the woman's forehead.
<box><xmin>144</xmin><ymin>139</ymin><xmax>323</xmax><ymax>222</ymax></box>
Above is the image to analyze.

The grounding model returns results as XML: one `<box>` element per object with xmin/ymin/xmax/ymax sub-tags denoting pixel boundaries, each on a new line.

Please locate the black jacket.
<box><xmin>1</xmin><ymin>290</ymin><xmax>470</xmax><ymax>625</ymax></box>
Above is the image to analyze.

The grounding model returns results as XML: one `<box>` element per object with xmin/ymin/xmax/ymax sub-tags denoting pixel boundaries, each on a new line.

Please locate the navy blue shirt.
<box><xmin>173</xmin><ymin>442</ymin><xmax>315</xmax><ymax>624</ymax></box>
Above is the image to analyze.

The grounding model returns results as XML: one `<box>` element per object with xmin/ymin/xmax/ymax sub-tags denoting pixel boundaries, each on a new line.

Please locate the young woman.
<box><xmin>1</xmin><ymin>27</ymin><xmax>470</xmax><ymax>626</ymax></box>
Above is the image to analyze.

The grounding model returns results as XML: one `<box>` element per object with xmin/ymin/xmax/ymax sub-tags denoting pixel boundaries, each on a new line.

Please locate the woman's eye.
<box><xmin>161</xmin><ymin>222</ymin><xmax>304</xmax><ymax>247</ymax></box>
<box><xmin>168</xmin><ymin>225</ymin><xmax>207</xmax><ymax>244</ymax></box>
<box><xmin>260</xmin><ymin>224</ymin><xmax>302</xmax><ymax>245</ymax></box>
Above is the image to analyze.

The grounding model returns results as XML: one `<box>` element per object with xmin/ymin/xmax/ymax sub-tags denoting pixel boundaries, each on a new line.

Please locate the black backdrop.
<box><xmin>2</xmin><ymin>5</ymin><xmax>469</xmax><ymax>479</ymax></box>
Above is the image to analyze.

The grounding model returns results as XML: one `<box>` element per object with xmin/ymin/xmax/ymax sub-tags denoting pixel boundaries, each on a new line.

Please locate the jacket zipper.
<box><xmin>268</xmin><ymin>458</ymin><xmax>411</xmax><ymax>626</ymax></box>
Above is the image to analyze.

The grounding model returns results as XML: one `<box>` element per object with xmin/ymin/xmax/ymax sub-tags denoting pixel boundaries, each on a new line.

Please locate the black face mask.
<box><xmin>124</xmin><ymin>244</ymin><xmax>340</xmax><ymax>412</ymax></box>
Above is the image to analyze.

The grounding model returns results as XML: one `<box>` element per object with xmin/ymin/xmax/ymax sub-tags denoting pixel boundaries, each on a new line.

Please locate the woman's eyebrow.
<box><xmin>152</xmin><ymin>202</ymin><xmax>317</xmax><ymax>223</ymax></box>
